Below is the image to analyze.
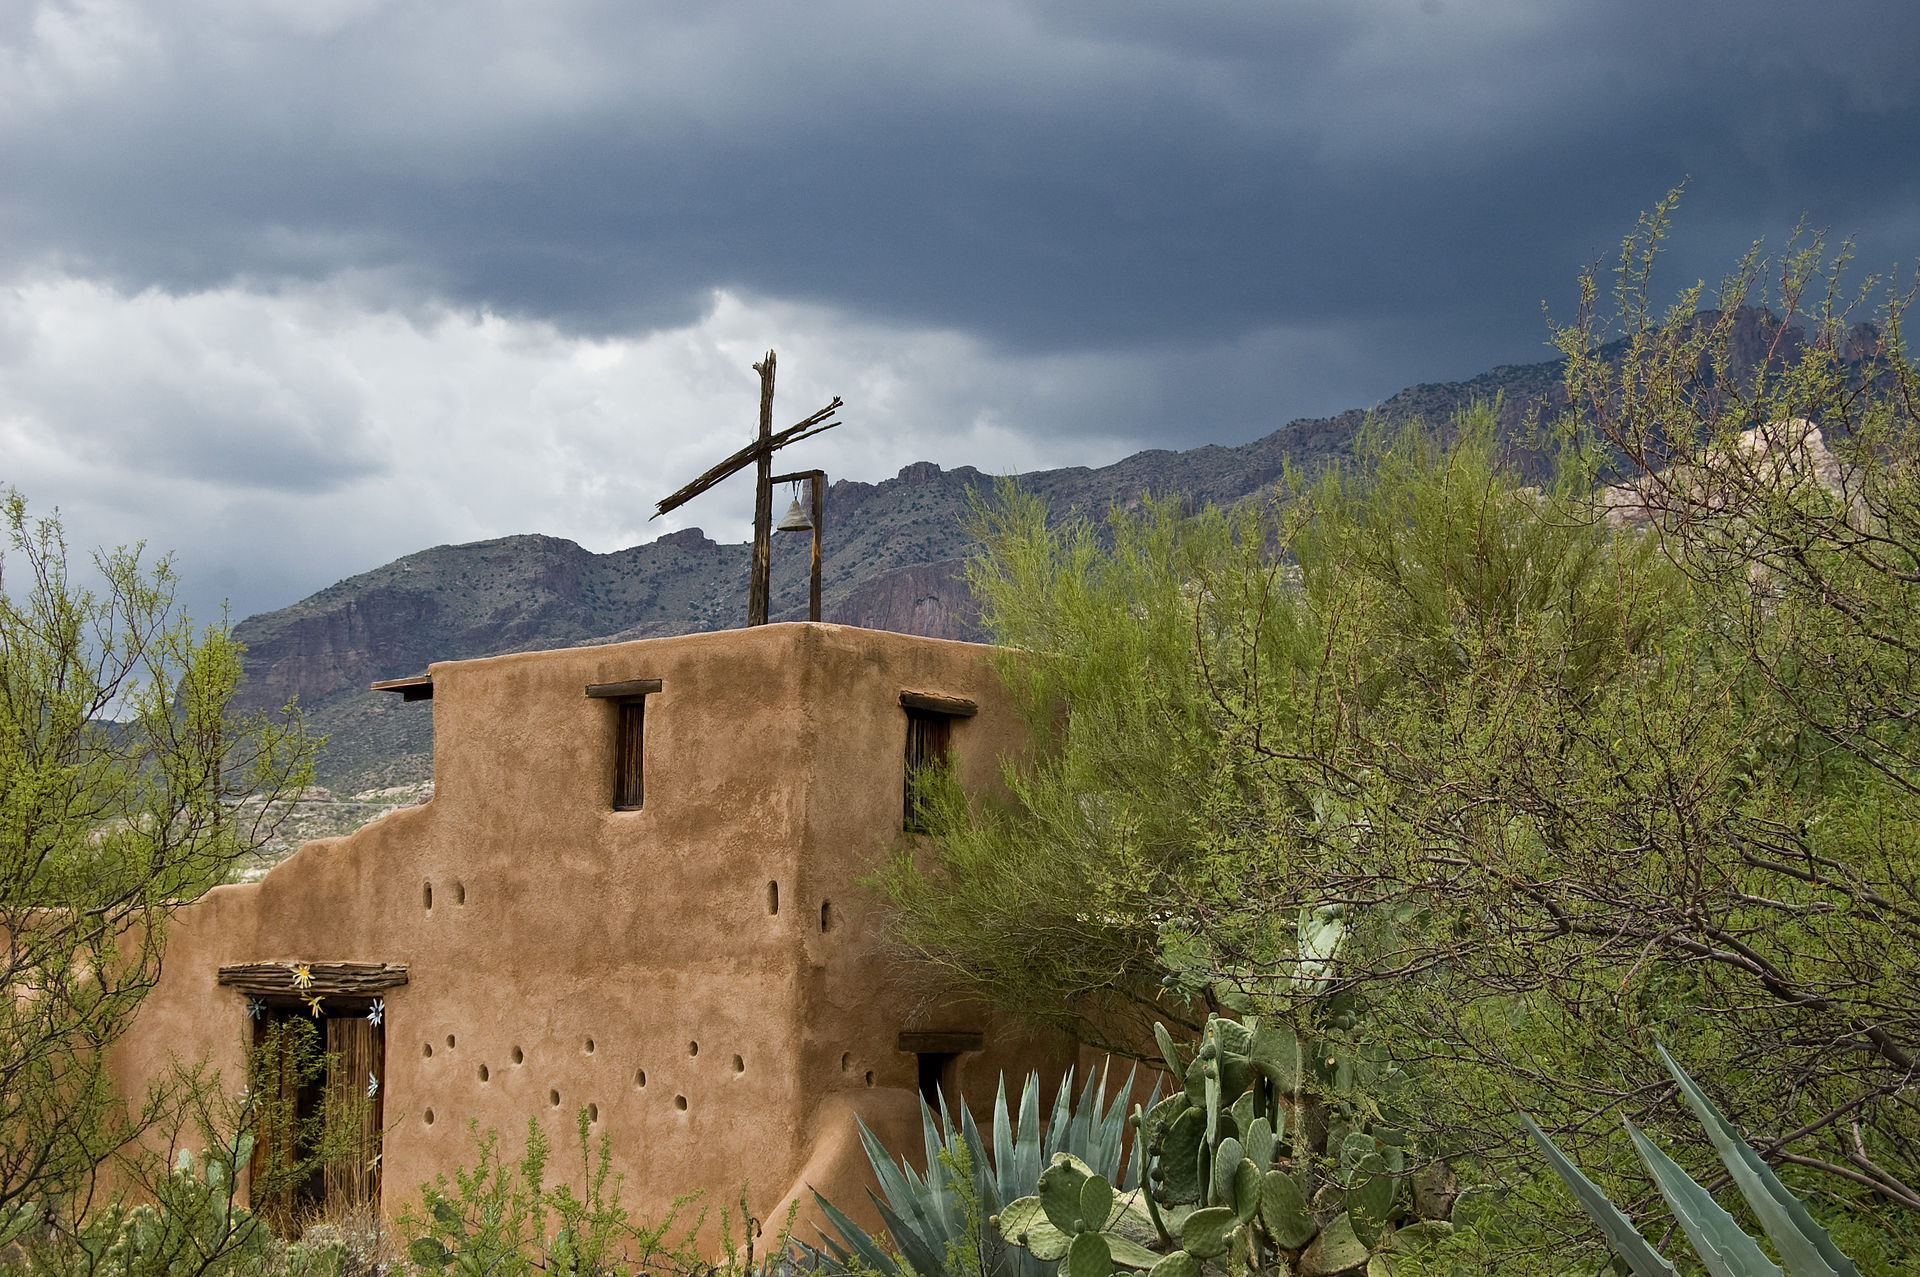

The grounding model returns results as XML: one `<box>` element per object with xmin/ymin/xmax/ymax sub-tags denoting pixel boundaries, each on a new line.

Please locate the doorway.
<box><xmin>916</xmin><ymin>1052</ymin><xmax>961</xmax><ymax>1109</ymax></box>
<box><xmin>898</xmin><ymin>1029</ymin><xmax>984</xmax><ymax>1112</ymax></box>
<box><xmin>247</xmin><ymin>1001</ymin><xmax>385</xmax><ymax>1230</ymax></box>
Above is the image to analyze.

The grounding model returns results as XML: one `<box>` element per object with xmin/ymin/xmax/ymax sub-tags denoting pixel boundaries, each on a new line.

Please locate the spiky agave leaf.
<box><xmin>1520</xmin><ymin>1112</ymin><xmax>1679</xmax><ymax>1277</ymax></box>
<box><xmin>1624</xmin><ymin>1119</ymin><xmax>1781</xmax><ymax>1277</ymax></box>
<box><xmin>872</xmin><ymin>1192</ymin><xmax>950</xmax><ymax>1277</ymax></box>
<box><xmin>1655</xmin><ymin>1046</ymin><xmax>1857</xmax><ymax>1277</ymax></box>
<box><xmin>857</xmin><ymin>1118</ymin><xmax>954</xmax><ymax>1264</ymax></box>
<box><xmin>799</xmin><ymin>1192</ymin><xmax>903</xmax><ymax>1277</ymax></box>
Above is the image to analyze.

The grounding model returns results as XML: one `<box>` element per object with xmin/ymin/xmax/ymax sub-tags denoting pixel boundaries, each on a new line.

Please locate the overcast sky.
<box><xmin>4</xmin><ymin>0</ymin><xmax>1918</xmax><ymax>624</ymax></box>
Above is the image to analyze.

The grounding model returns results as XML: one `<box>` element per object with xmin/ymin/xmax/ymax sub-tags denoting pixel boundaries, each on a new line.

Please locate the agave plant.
<box><xmin>997</xmin><ymin>1013</ymin><xmax>1455</xmax><ymax>1277</ymax></box>
<box><xmin>794</xmin><ymin>1063</ymin><xmax>1153</xmax><ymax>1277</ymax></box>
<box><xmin>1524</xmin><ymin>1044</ymin><xmax>1862</xmax><ymax>1277</ymax></box>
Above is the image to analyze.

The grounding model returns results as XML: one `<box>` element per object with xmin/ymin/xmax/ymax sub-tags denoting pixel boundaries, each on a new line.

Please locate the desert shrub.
<box><xmin>401</xmin><ymin>1110</ymin><xmax>794</xmax><ymax>1277</ymax></box>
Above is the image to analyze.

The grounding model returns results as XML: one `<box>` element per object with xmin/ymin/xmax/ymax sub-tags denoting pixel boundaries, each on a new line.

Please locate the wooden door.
<box><xmin>246</xmin><ymin>1007</ymin><xmax>385</xmax><ymax>1228</ymax></box>
<box><xmin>247</xmin><ymin>1016</ymin><xmax>318</xmax><ymax>1235</ymax></box>
<box><xmin>324</xmin><ymin>1014</ymin><xmax>385</xmax><ymax>1210</ymax></box>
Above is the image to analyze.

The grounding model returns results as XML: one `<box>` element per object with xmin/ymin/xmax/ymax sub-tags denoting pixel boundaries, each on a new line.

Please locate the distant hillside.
<box><xmin>230</xmin><ymin>306</ymin><xmax>1851</xmax><ymax>793</ymax></box>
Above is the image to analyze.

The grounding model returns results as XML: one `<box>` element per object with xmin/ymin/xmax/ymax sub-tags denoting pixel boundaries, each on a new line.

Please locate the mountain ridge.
<box><xmin>233</xmin><ymin>306</ymin><xmax>1847</xmax><ymax>792</ymax></box>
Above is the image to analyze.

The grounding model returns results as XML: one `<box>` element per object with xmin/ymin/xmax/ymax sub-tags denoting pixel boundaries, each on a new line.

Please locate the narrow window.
<box><xmin>586</xmin><ymin>679</ymin><xmax>662</xmax><ymax>811</ymax></box>
<box><xmin>615</xmin><ymin>699</ymin><xmax>645</xmax><ymax>810</ymax></box>
<box><xmin>900</xmin><ymin>692</ymin><xmax>974</xmax><ymax>832</ymax></box>
<box><xmin>903</xmin><ymin>711</ymin><xmax>952</xmax><ymax>831</ymax></box>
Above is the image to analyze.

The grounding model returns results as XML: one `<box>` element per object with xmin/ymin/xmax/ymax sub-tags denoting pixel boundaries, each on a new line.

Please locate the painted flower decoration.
<box><xmin>366</xmin><ymin>1072</ymin><xmax>379</xmax><ymax>1099</ymax></box>
<box><xmin>367</xmin><ymin>998</ymin><xmax>384</xmax><ymax>1026</ymax></box>
<box><xmin>246</xmin><ymin>996</ymin><xmax>267</xmax><ymax>1020</ymax></box>
<box><xmin>291</xmin><ymin>963</ymin><xmax>313</xmax><ymax>990</ymax></box>
<box><xmin>303</xmin><ymin>994</ymin><xmax>324</xmax><ymax>1017</ymax></box>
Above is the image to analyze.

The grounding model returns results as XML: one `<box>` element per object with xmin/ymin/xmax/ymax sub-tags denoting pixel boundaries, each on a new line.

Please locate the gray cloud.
<box><xmin>1</xmin><ymin>0</ymin><xmax>1916</xmax><ymax>623</ymax></box>
<box><xmin>7</xmin><ymin>2</ymin><xmax>1916</xmax><ymax>349</ymax></box>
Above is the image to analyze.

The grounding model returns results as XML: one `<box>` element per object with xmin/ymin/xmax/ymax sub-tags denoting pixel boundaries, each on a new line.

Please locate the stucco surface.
<box><xmin>110</xmin><ymin>624</ymin><xmax>1080</xmax><ymax>1244</ymax></box>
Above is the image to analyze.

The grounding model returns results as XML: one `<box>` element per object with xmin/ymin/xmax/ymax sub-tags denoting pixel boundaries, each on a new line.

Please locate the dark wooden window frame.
<box><xmin>901</xmin><ymin>692</ymin><xmax>975</xmax><ymax>833</ymax></box>
<box><xmin>587</xmin><ymin>679</ymin><xmax>662</xmax><ymax>811</ymax></box>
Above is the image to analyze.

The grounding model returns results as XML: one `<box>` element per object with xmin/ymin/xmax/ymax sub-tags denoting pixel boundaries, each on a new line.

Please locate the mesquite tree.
<box><xmin>0</xmin><ymin>490</ymin><xmax>313</xmax><ymax>1214</ymax></box>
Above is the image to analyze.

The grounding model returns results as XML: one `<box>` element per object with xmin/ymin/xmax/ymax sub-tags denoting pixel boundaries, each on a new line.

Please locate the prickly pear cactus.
<box><xmin>999</xmin><ymin>1015</ymin><xmax>1455</xmax><ymax>1277</ymax></box>
<box><xmin>994</xmin><ymin>1153</ymin><xmax>1167</xmax><ymax>1277</ymax></box>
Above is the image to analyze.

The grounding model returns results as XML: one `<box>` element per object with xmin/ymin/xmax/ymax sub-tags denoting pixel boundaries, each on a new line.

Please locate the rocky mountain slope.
<box><xmin>231</xmin><ymin>307</ymin><xmax>1854</xmax><ymax>793</ymax></box>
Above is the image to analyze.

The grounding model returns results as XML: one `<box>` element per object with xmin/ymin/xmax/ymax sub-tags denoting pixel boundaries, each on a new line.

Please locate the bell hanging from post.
<box><xmin>777</xmin><ymin>490</ymin><xmax>813</xmax><ymax>533</ymax></box>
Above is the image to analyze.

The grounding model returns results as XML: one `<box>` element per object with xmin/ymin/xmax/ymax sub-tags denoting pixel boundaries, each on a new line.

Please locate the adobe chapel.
<box><xmin>109</xmin><ymin>622</ymin><xmax>1084</xmax><ymax>1231</ymax></box>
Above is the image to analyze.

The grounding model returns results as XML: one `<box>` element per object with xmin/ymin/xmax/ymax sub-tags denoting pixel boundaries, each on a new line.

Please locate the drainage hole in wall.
<box><xmin>767</xmin><ymin>881</ymin><xmax>779</xmax><ymax>915</ymax></box>
<box><xmin>424</xmin><ymin>1108</ymin><xmax>436</xmax><ymax>1126</ymax></box>
<box><xmin>511</xmin><ymin>1046</ymin><xmax>524</xmax><ymax>1065</ymax></box>
<box><xmin>423</xmin><ymin>881</ymin><xmax>433</xmax><ymax>910</ymax></box>
<box><xmin>446</xmin><ymin>1034</ymin><xmax>456</xmax><ymax>1049</ymax></box>
<box><xmin>674</xmin><ymin>1095</ymin><xmax>688</xmax><ymax>1111</ymax></box>
<box><xmin>454</xmin><ymin>881</ymin><xmax>467</xmax><ymax>905</ymax></box>
<box><xmin>820</xmin><ymin>900</ymin><xmax>832</xmax><ymax>932</ymax></box>
<box><xmin>864</xmin><ymin>1071</ymin><xmax>874</xmax><ymax>1087</ymax></box>
<box><xmin>549</xmin><ymin>1089</ymin><xmax>561</xmax><ymax>1107</ymax></box>
<box><xmin>478</xmin><ymin>1064</ymin><xmax>489</xmax><ymax>1083</ymax></box>
<box><xmin>732</xmin><ymin>1055</ymin><xmax>744</xmax><ymax>1074</ymax></box>
<box><xmin>423</xmin><ymin>1043</ymin><xmax>434</xmax><ymax>1058</ymax></box>
<box><xmin>584</xmin><ymin>1038</ymin><xmax>595</xmax><ymax>1055</ymax></box>
<box><xmin>688</xmin><ymin>1040</ymin><xmax>698</xmax><ymax>1057</ymax></box>
<box><xmin>588</xmin><ymin>1103</ymin><xmax>599</xmax><ymax>1123</ymax></box>
<box><xmin>840</xmin><ymin>1052</ymin><xmax>849</xmax><ymax>1072</ymax></box>
<box><xmin>635</xmin><ymin>1069</ymin><xmax>647</xmax><ymax>1088</ymax></box>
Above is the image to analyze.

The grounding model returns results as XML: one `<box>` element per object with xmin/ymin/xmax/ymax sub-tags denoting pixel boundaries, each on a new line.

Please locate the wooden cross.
<box><xmin>652</xmin><ymin>351</ymin><xmax>842</xmax><ymax>626</ymax></box>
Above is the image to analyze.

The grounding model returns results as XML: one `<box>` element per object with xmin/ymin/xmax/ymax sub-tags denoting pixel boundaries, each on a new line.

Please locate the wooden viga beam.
<box><xmin>217</xmin><ymin>961</ymin><xmax>409</xmax><ymax>997</ymax></box>
<box><xmin>651</xmin><ymin>398</ymin><xmax>843</xmax><ymax>519</ymax></box>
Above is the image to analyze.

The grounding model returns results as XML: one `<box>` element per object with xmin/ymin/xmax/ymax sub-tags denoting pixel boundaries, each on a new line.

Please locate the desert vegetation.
<box><xmin>3</xmin><ymin>198</ymin><xmax>1916</xmax><ymax>1275</ymax></box>
<box><xmin>874</xmin><ymin>199</ymin><xmax>1919</xmax><ymax>1272</ymax></box>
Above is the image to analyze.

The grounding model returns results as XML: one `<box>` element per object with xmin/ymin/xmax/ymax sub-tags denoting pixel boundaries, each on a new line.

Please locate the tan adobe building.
<box><xmin>110</xmin><ymin>622</ymin><xmax>1080</xmax><ymax>1233</ymax></box>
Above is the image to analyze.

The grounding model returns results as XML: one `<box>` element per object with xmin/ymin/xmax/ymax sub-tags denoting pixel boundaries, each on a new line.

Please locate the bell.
<box><xmin>777</xmin><ymin>495</ymin><xmax>813</xmax><ymax>533</ymax></box>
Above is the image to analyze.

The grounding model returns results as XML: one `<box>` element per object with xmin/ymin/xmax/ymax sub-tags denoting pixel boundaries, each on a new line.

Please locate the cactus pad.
<box><xmin>1176</xmin><ymin>1207</ymin><xmax>1236</xmax><ymax>1260</ymax></box>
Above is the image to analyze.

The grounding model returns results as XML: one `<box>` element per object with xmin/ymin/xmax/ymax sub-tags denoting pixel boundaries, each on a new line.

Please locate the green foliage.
<box><xmin>796</xmin><ymin>1067</ymin><xmax>1148</xmax><ymax>1277</ymax></box>
<box><xmin>2</xmin><ymin>1020</ymin><xmax>361</xmax><ymax>1276</ymax></box>
<box><xmin>1526</xmin><ymin>1046</ymin><xmax>1865</xmax><ymax>1277</ymax></box>
<box><xmin>875</xmin><ymin>406</ymin><xmax>1700</xmax><ymax>1050</ymax></box>
<box><xmin>401</xmin><ymin>1110</ymin><xmax>793</xmax><ymax>1277</ymax></box>
<box><xmin>1539</xmin><ymin>191</ymin><xmax>1920</xmax><ymax>1238</ymax></box>
<box><xmin>996</xmin><ymin>1015</ymin><xmax>1454</xmax><ymax>1277</ymax></box>
<box><xmin>0</xmin><ymin>490</ymin><xmax>315</xmax><ymax>1211</ymax></box>
<box><xmin>875</xmin><ymin>325</ymin><xmax>1920</xmax><ymax>1255</ymax></box>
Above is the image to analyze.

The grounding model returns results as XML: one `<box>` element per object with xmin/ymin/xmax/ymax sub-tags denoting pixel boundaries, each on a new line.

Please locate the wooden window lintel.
<box><xmin>218</xmin><ymin>961</ymin><xmax>409</xmax><ymax>997</ymax></box>
<box><xmin>587</xmin><ymin>678</ymin><xmax>663</xmax><ymax>700</ymax></box>
<box><xmin>898</xmin><ymin>1031</ymin><xmax>985</xmax><ymax>1054</ymax></box>
<box><xmin>900</xmin><ymin>691</ymin><xmax>976</xmax><ymax>717</ymax></box>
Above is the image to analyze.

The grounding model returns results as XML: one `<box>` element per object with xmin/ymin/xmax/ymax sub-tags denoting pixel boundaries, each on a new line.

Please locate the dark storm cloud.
<box><xmin>5</xmin><ymin>0</ymin><xmax>1920</xmax><ymax>634</ymax></box>
<box><xmin>6</xmin><ymin>0</ymin><xmax>1917</xmax><ymax>393</ymax></box>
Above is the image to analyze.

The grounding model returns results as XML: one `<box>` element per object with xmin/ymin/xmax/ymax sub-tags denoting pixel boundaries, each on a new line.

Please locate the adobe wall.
<box><xmin>109</xmin><ymin>623</ymin><xmax>1079</xmax><ymax>1241</ymax></box>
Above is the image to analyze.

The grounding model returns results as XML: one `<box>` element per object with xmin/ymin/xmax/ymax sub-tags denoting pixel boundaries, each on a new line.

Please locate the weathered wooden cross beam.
<box><xmin>651</xmin><ymin>351</ymin><xmax>842</xmax><ymax>626</ymax></box>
